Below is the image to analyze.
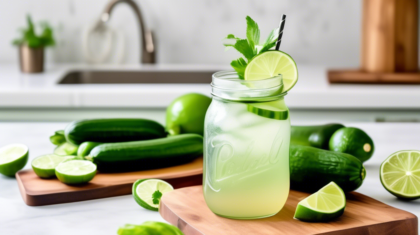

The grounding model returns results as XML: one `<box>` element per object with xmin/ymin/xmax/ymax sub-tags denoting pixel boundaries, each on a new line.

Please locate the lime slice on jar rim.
<box><xmin>32</xmin><ymin>154</ymin><xmax>75</xmax><ymax>179</ymax></box>
<box><xmin>294</xmin><ymin>182</ymin><xmax>346</xmax><ymax>222</ymax></box>
<box><xmin>380</xmin><ymin>150</ymin><xmax>420</xmax><ymax>200</ymax></box>
<box><xmin>55</xmin><ymin>160</ymin><xmax>96</xmax><ymax>185</ymax></box>
<box><xmin>0</xmin><ymin>143</ymin><xmax>29</xmax><ymax>177</ymax></box>
<box><xmin>132</xmin><ymin>179</ymin><xmax>174</xmax><ymax>211</ymax></box>
<box><xmin>245</xmin><ymin>50</ymin><xmax>298</xmax><ymax>93</ymax></box>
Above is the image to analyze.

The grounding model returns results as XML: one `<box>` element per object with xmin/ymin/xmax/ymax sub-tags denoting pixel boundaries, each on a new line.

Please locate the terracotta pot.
<box><xmin>19</xmin><ymin>45</ymin><xmax>44</xmax><ymax>73</ymax></box>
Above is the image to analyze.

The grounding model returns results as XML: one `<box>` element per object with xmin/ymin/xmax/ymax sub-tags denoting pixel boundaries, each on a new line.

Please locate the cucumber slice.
<box><xmin>247</xmin><ymin>100</ymin><xmax>289</xmax><ymax>120</ymax></box>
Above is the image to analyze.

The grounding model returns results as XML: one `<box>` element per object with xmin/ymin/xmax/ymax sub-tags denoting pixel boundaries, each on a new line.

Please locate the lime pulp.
<box><xmin>133</xmin><ymin>179</ymin><xmax>174</xmax><ymax>211</ymax></box>
<box><xmin>244</xmin><ymin>50</ymin><xmax>298</xmax><ymax>93</ymax></box>
<box><xmin>0</xmin><ymin>144</ymin><xmax>29</xmax><ymax>177</ymax></box>
<box><xmin>32</xmin><ymin>154</ymin><xmax>74</xmax><ymax>178</ymax></box>
<box><xmin>380</xmin><ymin>150</ymin><xmax>420</xmax><ymax>199</ymax></box>
<box><xmin>294</xmin><ymin>182</ymin><xmax>346</xmax><ymax>222</ymax></box>
<box><xmin>55</xmin><ymin>160</ymin><xmax>96</xmax><ymax>184</ymax></box>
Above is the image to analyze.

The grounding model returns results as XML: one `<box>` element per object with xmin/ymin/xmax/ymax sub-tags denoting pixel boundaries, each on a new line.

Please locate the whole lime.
<box><xmin>329</xmin><ymin>127</ymin><xmax>374</xmax><ymax>163</ymax></box>
<box><xmin>166</xmin><ymin>93</ymin><xmax>211</xmax><ymax>136</ymax></box>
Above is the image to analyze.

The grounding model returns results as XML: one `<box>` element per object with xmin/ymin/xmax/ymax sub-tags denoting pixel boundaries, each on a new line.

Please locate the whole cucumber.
<box><xmin>65</xmin><ymin>119</ymin><xmax>166</xmax><ymax>145</ymax></box>
<box><xmin>290</xmin><ymin>144</ymin><xmax>365</xmax><ymax>193</ymax></box>
<box><xmin>291</xmin><ymin>123</ymin><xmax>345</xmax><ymax>149</ymax></box>
<box><xmin>77</xmin><ymin>141</ymin><xmax>102</xmax><ymax>157</ymax></box>
<box><xmin>87</xmin><ymin>134</ymin><xmax>203</xmax><ymax>172</ymax></box>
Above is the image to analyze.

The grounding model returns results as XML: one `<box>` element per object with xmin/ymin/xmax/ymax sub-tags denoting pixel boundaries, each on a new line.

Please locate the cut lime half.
<box><xmin>133</xmin><ymin>179</ymin><xmax>174</xmax><ymax>211</ymax></box>
<box><xmin>245</xmin><ymin>50</ymin><xmax>298</xmax><ymax>92</ymax></box>
<box><xmin>294</xmin><ymin>182</ymin><xmax>346</xmax><ymax>222</ymax></box>
<box><xmin>32</xmin><ymin>154</ymin><xmax>74</xmax><ymax>179</ymax></box>
<box><xmin>55</xmin><ymin>160</ymin><xmax>96</xmax><ymax>184</ymax></box>
<box><xmin>0</xmin><ymin>144</ymin><xmax>29</xmax><ymax>177</ymax></box>
<box><xmin>247</xmin><ymin>100</ymin><xmax>289</xmax><ymax>120</ymax></box>
<box><xmin>380</xmin><ymin>150</ymin><xmax>420</xmax><ymax>200</ymax></box>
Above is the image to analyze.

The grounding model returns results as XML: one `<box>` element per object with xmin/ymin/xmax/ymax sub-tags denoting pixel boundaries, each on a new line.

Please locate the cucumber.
<box><xmin>77</xmin><ymin>141</ymin><xmax>102</xmax><ymax>157</ymax></box>
<box><xmin>87</xmin><ymin>134</ymin><xmax>203</xmax><ymax>172</ymax></box>
<box><xmin>291</xmin><ymin>123</ymin><xmax>345</xmax><ymax>149</ymax></box>
<box><xmin>65</xmin><ymin>119</ymin><xmax>166</xmax><ymax>145</ymax></box>
<box><xmin>290</xmin><ymin>144</ymin><xmax>365</xmax><ymax>193</ymax></box>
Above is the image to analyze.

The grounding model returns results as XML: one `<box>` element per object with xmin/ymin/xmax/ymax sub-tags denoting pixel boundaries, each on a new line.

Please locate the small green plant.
<box><xmin>12</xmin><ymin>15</ymin><xmax>55</xmax><ymax>48</ymax></box>
<box><xmin>224</xmin><ymin>16</ymin><xmax>279</xmax><ymax>79</ymax></box>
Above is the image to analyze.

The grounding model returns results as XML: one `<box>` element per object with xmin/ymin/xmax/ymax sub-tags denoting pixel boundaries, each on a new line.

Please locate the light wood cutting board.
<box><xmin>16</xmin><ymin>157</ymin><xmax>203</xmax><ymax>206</ymax></box>
<box><xmin>160</xmin><ymin>185</ymin><xmax>418</xmax><ymax>235</ymax></box>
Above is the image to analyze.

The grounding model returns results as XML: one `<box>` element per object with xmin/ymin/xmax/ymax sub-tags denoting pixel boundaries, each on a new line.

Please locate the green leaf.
<box><xmin>11</xmin><ymin>14</ymin><xmax>55</xmax><ymax>48</ymax></box>
<box><xmin>258</xmin><ymin>28</ymin><xmax>279</xmax><ymax>54</ymax></box>
<box><xmin>231</xmin><ymin>57</ymin><xmax>247</xmax><ymax>79</ymax></box>
<box><xmin>232</xmin><ymin>39</ymin><xmax>254</xmax><ymax>60</ymax></box>
<box><xmin>246</xmin><ymin>16</ymin><xmax>260</xmax><ymax>52</ymax></box>
<box><xmin>226</xmin><ymin>34</ymin><xmax>240</xmax><ymax>40</ymax></box>
<box><xmin>152</xmin><ymin>190</ymin><xmax>163</xmax><ymax>205</ymax></box>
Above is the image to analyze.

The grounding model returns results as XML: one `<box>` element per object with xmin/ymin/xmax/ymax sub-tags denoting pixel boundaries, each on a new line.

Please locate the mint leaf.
<box><xmin>259</xmin><ymin>28</ymin><xmax>279</xmax><ymax>54</ymax></box>
<box><xmin>226</xmin><ymin>34</ymin><xmax>240</xmax><ymax>40</ymax></box>
<box><xmin>246</xmin><ymin>16</ymin><xmax>260</xmax><ymax>53</ymax></box>
<box><xmin>230</xmin><ymin>39</ymin><xmax>254</xmax><ymax>60</ymax></box>
<box><xmin>231</xmin><ymin>57</ymin><xmax>247</xmax><ymax>79</ymax></box>
<box><xmin>152</xmin><ymin>190</ymin><xmax>163</xmax><ymax>205</ymax></box>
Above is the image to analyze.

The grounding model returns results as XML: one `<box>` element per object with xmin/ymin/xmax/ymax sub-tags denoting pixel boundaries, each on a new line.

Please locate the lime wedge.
<box><xmin>294</xmin><ymin>182</ymin><xmax>346</xmax><ymax>222</ymax></box>
<box><xmin>245</xmin><ymin>50</ymin><xmax>298</xmax><ymax>92</ymax></box>
<box><xmin>55</xmin><ymin>160</ymin><xmax>96</xmax><ymax>184</ymax></box>
<box><xmin>0</xmin><ymin>144</ymin><xmax>29</xmax><ymax>177</ymax></box>
<box><xmin>380</xmin><ymin>150</ymin><xmax>420</xmax><ymax>200</ymax></box>
<box><xmin>133</xmin><ymin>179</ymin><xmax>174</xmax><ymax>211</ymax></box>
<box><xmin>247</xmin><ymin>100</ymin><xmax>289</xmax><ymax>120</ymax></box>
<box><xmin>32</xmin><ymin>154</ymin><xmax>74</xmax><ymax>178</ymax></box>
<box><xmin>54</xmin><ymin>142</ymin><xmax>78</xmax><ymax>156</ymax></box>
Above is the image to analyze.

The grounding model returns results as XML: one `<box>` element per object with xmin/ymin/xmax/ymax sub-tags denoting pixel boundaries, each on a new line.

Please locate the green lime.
<box><xmin>77</xmin><ymin>141</ymin><xmax>102</xmax><ymax>157</ymax></box>
<box><xmin>31</xmin><ymin>154</ymin><xmax>74</xmax><ymax>178</ymax></box>
<box><xmin>329</xmin><ymin>127</ymin><xmax>374</xmax><ymax>162</ymax></box>
<box><xmin>245</xmin><ymin>50</ymin><xmax>298</xmax><ymax>92</ymax></box>
<box><xmin>294</xmin><ymin>182</ymin><xmax>346</xmax><ymax>222</ymax></box>
<box><xmin>133</xmin><ymin>179</ymin><xmax>174</xmax><ymax>211</ymax></box>
<box><xmin>380</xmin><ymin>150</ymin><xmax>420</xmax><ymax>200</ymax></box>
<box><xmin>247</xmin><ymin>99</ymin><xmax>289</xmax><ymax>120</ymax></box>
<box><xmin>118</xmin><ymin>221</ymin><xmax>183</xmax><ymax>235</ymax></box>
<box><xmin>166</xmin><ymin>93</ymin><xmax>211</xmax><ymax>136</ymax></box>
<box><xmin>54</xmin><ymin>142</ymin><xmax>79</xmax><ymax>156</ymax></box>
<box><xmin>55</xmin><ymin>160</ymin><xmax>96</xmax><ymax>184</ymax></box>
<box><xmin>0</xmin><ymin>144</ymin><xmax>29</xmax><ymax>177</ymax></box>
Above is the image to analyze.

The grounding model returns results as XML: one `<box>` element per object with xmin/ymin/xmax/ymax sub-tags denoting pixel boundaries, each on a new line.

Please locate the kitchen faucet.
<box><xmin>100</xmin><ymin>0</ymin><xmax>155</xmax><ymax>64</ymax></box>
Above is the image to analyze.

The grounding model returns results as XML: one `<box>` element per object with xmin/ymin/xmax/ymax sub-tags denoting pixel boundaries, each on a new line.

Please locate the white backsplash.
<box><xmin>0</xmin><ymin>0</ymin><xmax>363</xmax><ymax>67</ymax></box>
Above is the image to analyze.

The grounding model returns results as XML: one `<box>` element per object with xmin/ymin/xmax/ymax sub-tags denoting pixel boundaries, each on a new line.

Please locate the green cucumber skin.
<box><xmin>291</xmin><ymin>123</ymin><xmax>345</xmax><ymax>149</ymax></box>
<box><xmin>65</xmin><ymin>119</ymin><xmax>166</xmax><ymax>145</ymax></box>
<box><xmin>77</xmin><ymin>141</ymin><xmax>102</xmax><ymax>157</ymax></box>
<box><xmin>290</xmin><ymin>144</ymin><xmax>365</xmax><ymax>193</ymax></box>
<box><xmin>89</xmin><ymin>134</ymin><xmax>203</xmax><ymax>172</ymax></box>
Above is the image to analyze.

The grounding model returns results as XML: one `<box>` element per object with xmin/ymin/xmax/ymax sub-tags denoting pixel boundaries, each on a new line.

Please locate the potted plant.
<box><xmin>12</xmin><ymin>15</ymin><xmax>55</xmax><ymax>73</ymax></box>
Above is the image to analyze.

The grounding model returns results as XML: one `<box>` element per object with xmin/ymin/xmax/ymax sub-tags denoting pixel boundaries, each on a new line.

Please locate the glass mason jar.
<box><xmin>203</xmin><ymin>71</ymin><xmax>290</xmax><ymax>219</ymax></box>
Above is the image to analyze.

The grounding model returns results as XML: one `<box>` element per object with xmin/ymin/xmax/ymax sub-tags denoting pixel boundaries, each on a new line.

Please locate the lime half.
<box><xmin>245</xmin><ymin>50</ymin><xmax>298</xmax><ymax>92</ymax></box>
<box><xmin>55</xmin><ymin>160</ymin><xmax>96</xmax><ymax>184</ymax></box>
<box><xmin>0</xmin><ymin>144</ymin><xmax>29</xmax><ymax>177</ymax></box>
<box><xmin>247</xmin><ymin>100</ymin><xmax>289</xmax><ymax>120</ymax></box>
<box><xmin>380</xmin><ymin>150</ymin><xmax>420</xmax><ymax>200</ymax></box>
<box><xmin>133</xmin><ymin>179</ymin><xmax>174</xmax><ymax>211</ymax></box>
<box><xmin>294</xmin><ymin>182</ymin><xmax>346</xmax><ymax>222</ymax></box>
<box><xmin>32</xmin><ymin>154</ymin><xmax>74</xmax><ymax>178</ymax></box>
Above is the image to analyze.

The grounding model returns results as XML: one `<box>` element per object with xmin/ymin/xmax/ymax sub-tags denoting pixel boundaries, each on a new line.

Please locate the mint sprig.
<box><xmin>224</xmin><ymin>16</ymin><xmax>279</xmax><ymax>79</ymax></box>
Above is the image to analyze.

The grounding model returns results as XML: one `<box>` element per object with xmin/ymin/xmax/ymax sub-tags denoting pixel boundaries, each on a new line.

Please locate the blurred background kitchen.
<box><xmin>0</xmin><ymin>0</ymin><xmax>419</xmax><ymax>123</ymax></box>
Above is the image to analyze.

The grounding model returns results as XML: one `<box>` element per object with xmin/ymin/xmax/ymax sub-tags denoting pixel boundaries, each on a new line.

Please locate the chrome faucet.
<box><xmin>100</xmin><ymin>0</ymin><xmax>156</xmax><ymax>63</ymax></box>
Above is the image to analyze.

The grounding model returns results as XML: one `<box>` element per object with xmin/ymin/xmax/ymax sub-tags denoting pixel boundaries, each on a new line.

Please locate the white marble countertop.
<box><xmin>1</xmin><ymin>121</ymin><xmax>420</xmax><ymax>234</ymax></box>
<box><xmin>1</xmin><ymin>63</ymin><xmax>420</xmax><ymax>109</ymax></box>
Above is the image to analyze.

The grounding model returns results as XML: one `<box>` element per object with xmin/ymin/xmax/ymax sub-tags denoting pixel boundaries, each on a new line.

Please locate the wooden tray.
<box><xmin>16</xmin><ymin>157</ymin><xmax>203</xmax><ymax>206</ymax></box>
<box><xmin>328</xmin><ymin>69</ymin><xmax>420</xmax><ymax>84</ymax></box>
<box><xmin>160</xmin><ymin>185</ymin><xmax>418</xmax><ymax>235</ymax></box>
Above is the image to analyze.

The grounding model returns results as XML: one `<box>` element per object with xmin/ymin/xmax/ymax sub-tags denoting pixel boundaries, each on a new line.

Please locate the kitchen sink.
<box><xmin>58</xmin><ymin>70</ymin><xmax>215</xmax><ymax>84</ymax></box>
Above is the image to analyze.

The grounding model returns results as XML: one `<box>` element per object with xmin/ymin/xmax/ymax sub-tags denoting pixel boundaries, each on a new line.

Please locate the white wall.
<box><xmin>1</xmin><ymin>0</ymin><xmax>363</xmax><ymax>67</ymax></box>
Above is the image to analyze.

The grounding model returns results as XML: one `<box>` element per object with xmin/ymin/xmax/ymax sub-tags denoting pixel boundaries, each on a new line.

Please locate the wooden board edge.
<box><xmin>18</xmin><ymin>173</ymin><xmax>202</xmax><ymax>206</ymax></box>
<box><xmin>16</xmin><ymin>171</ymin><xmax>30</xmax><ymax>205</ymax></box>
<box><xmin>160</xmin><ymin>193</ymin><xmax>203</xmax><ymax>235</ymax></box>
<box><xmin>328</xmin><ymin>69</ymin><xmax>420</xmax><ymax>84</ymax></box>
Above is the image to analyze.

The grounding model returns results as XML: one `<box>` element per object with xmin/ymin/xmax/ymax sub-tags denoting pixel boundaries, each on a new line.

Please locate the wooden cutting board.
<box><xmin>16</xmin><ymin>157</ymin><xmax>203</xmax><ymax>206</ymax></box>
<box><xmin>160</xmin><ymin>186</ymin><xmax>418</xmax><ymax>235</ymax></box>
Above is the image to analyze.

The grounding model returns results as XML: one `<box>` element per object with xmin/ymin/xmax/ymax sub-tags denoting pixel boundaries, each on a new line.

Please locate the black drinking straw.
<box><xmin>275</xmin><ymin>14</ymin><xmax>287</xmax><ymax>50</ymax></box>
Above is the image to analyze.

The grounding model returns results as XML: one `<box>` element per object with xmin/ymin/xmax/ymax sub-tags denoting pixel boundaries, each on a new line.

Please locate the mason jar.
<box><xmin>203</xmin><ymin>71</ymin><xmax>290</xmax><ymax>219</ymax></box>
